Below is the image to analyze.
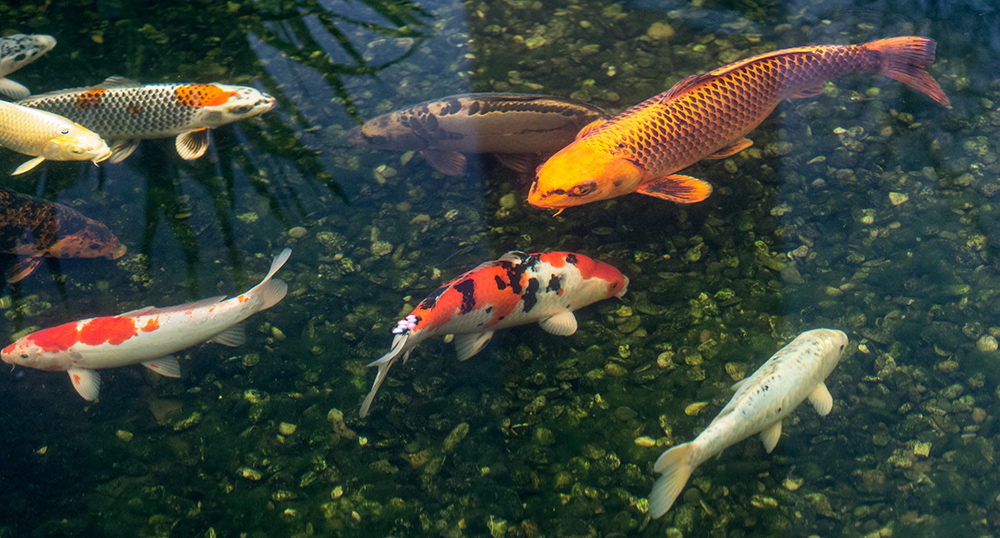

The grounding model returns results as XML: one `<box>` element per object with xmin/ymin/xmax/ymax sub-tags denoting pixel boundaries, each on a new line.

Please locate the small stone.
<box><xmin>116</xmin><ymin>430</ymin><xmax>134</xmax><ymax>442</ymax></box>
<box><xmin>279</xmin><ymin>422</ymin><xmax>297</xmax><ymax>436</ymax></box>
<box><xmin>684</xmin><ymin>402</ymin><xmax>709</xmax><ymax>416</ymax></box>
<box><xmin>646</xmin><ymin>22</ymin><xmax>675</xmax><ymax>40</ymax></box>
<box><xmin>976</xmin><ymin>335</ymin><xmax>998</xmax><ymax>352</ymax></box>
<box><xmin>499</xmin><ymin>193</ymin><xmax>517</xmax><ymax>209</ymax></box>
<box><xmin>888</xmin><ymin>192</ymin><xmax>909</xmax><ymax>206</ymax></box>
<box><xmin>972</xmin><ymin>407</ymin><xmax>987</xmax><ymax>423</ymax></box>
<box><xmin>913</xmin><ymin>441</ymin><xmax>931</xmax><ymax>457</ymax></box>
<box><xmin>634</xmin><ymin>436</ymin><xmax>657</xmax><ymax>448</ymax></box>
<box><xmin>288</xmin><ymin>226</ymin><xmax>307</xmax><ymax>239</ymax></box>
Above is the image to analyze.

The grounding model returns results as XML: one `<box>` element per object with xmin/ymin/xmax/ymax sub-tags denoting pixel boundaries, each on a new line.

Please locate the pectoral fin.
<box><xmin>421</xmin><ymin>150</ymin><xmax>466</xmax><ymax>176</ymax></box>
<box><xmin>807</xmin><ymin>382</ymin><xmax>833</xmax><ymax>416</ymax></box>
<box><xmin>68</xmin><ymin>368</ymin><xmax>101</xmax><ymax>401</ymax></box>
<box><xmin>175</xmin><ymin>129</ymin><xmax>210</xmax><ymax>160</ymax></box>
<box><xmin>12</xmin><ymin>156</ymin><xmax>45</xmax><ymax>175</ymax></box>
<box><xmin>108</xmin><ymin>139</ymin><xmax>140</xmax><ymax>163</ymax></box>
<box><xmin>704</xmin><ymin>138</ymin><xmax>753</xmax><ymax>159</ymax></box>
<box><xmin>760</xmin><ymin>421</ymin><xmax>782</xmax><ymax>453</ymax></box>
<box><xmin>453</xmin><ymin>331</ymin><xmax>494</xmax><ymax>362</ymax></box>
<box><xmin>210</xmin><ymin>324</ymin><xmax>246</xmax><ymax>347</ymax></box>
<box><xmin>6</xmin><ymin>257</ymin><xmax>42</xmax><ymax>283</ymax></box>
<box><xmin>789</xmin><ymin>82</ymin><xmax>825</xmax><ymax>99</ymax></box>
<box><xmin>538</xmin><ymin>311</ymin><xmax>578</xmax><ymax>336</ymax></box>
<box><xmin>143</xmin><ymin>355</ymin><xmax>181</xmax><ymax>378</ymax></box>
<box><xmin>636</xmin><ymin>175</ymin><xmax>713</xmax><ymax>204</ymax></box>
<box><xmin>0</xmin><ymin>78</ymin><xmax>30</xmax><ymax>100</ymax></box>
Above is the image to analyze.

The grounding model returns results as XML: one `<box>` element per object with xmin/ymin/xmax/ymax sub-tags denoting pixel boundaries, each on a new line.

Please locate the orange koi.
<box><xmin>528</xmin><ymin>36</ymin><xmax>951</xmax><ymax>210</ymax></box>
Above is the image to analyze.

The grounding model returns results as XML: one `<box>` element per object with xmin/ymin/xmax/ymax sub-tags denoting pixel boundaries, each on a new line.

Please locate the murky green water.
<box><xmin>1</xmin><ymin>0</ymin><xmax>999</xmax><ymax>536</ymax></box>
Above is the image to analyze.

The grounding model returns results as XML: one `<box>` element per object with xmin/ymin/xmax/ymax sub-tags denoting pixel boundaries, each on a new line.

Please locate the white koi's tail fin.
<box><xmin>251</xmin><ymin>248</ymin><xmax>292</xmax><ymax>310</ymax></box>
<box><xmin>649</xmin><ymin>442</ymin><xmax>697</xmax><ymax>519</ymax></box>
<box><xmin>359</xmin><ymin>333</ymin><xmax>410</xmax><ymax>418</ymax></box>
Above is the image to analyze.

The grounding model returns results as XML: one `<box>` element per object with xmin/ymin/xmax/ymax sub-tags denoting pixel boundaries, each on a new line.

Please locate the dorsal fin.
<box><xmin>661</xmin><ymin>49</ymin><xmax>822</xmax><ymax>102</ymax></box>
<box><xmin>98</xmin><ymin>75</ymin><xmax>142</xmax><ymax>88</ymax></box>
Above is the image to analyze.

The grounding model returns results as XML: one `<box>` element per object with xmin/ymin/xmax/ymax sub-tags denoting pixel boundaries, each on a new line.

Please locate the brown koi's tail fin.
<box><xmin>866</xmin><ymin>36</ymin><xmax>951</xmax><ymax>108</ymax></box>
<box><xmin>359</xmin><ymin>334</ymin><xmax>412</xmax><ymax>418</ymax></box>
<box><xmin>649</xmin><ymin>442</ymin><xmax>697</xmax><ymax>518</ymax></box>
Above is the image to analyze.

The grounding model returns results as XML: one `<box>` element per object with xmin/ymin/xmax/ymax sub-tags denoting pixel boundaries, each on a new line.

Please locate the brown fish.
<box><xmin>347</xmin><ymin>93</ymin><xmax>612</xmax><ymax>176</ymax></box>
<box><xmin>0</xmin><ymin>188</ymin><xmax>126</xmax><ymax>282</ymax></box>
<box><xmin>528</xmin><ymin>36</ymin><xmax>951</xmax><ymax>210</ymax></box>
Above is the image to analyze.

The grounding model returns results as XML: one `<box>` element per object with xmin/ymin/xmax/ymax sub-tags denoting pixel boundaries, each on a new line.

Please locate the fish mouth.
<box><xmin>108</xmin><ymin>243</ymin><xmax>128</xmax><ymax>260</ymax></box>
<box><xmin>93</xmin><ymin>146</ymin><xmax>113</xmax><ymax>164</ymax></box>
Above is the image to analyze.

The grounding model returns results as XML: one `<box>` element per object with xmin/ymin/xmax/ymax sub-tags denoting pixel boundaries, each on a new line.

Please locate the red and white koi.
<box><xmin>648</xmin><ymin>329</ymin><xmax>848</xmax><ymax>518</ymax></box>
<box><xmin>360</xmin><ymin>250</ymin><xmax>629</xmax><ymax>417</ymax></box>
<box><xmin>1</xmin><ymin>248</ymin><xmax>291</xmax><ymax>401</ymax></box>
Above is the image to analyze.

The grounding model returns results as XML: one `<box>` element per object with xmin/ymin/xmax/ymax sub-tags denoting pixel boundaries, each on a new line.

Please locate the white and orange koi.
<box><xmin>648</xmin><ymin>329</ymin><xmax>848</xmax><ymax>518</ymax></box>
<box><xmin>360</xmin><ymin>250</ymin><xmax>628</xmax><ymax>417</ymax></box>
<box><xmin>18</xmin><ymin>76</ymin><xmax>276</xmax><ymax>163</ymax></box>
<box><xmin>1</xmin><ymin>248</ymin><xmax>291</xmax><ymax>401</ymax></box>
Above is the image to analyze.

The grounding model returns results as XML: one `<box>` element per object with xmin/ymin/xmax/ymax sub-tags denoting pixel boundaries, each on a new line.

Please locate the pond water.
<box><xmin>1</xmin><ymin>0</ymin><xmax>999</xmax><ymax>537</ymax></box>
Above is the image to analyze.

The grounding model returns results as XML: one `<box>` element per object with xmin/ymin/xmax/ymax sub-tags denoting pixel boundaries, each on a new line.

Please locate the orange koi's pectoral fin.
<box><xmin>493</xmin><ymin>152</ymin><xmax>540</xmax><ymax>174</ymax></box>
<box><xmin>421</xmin><ymin>150</ymin><xmax>466</xmax><ymax>176</ymax></box>
<box><xmin>142</xmin><ymin>355</ymin><xmax>181</xmax><ymax>378</ymax></box>
<box><xmin>108</xmin><ymin>139</ymin><xmax>140</xmax><ymax>163</ymax></box>
<box><xmin>6</xmin><ymin>257</ymin><xmax>43</xmax><ymax>283</ymax></box>
<box><xmin>575</xmin><ymin>118</ymin><xmax>607</xmax><ymax>140</ymax></box>
<box><xmin>175</xmin><ymin>129</ymin><xmax>210</xmax><ymax>160</ymax></box>
<box><xmin>865</xmin><ymin>36</ymin><xmax>951</xmax><ymax>108</ymax></box>
<box><xmin>704</xmin><ymin>138</ymin><xmax>754</xmax><ymax>159</ymax></box>
<box><xmin>68</xmin><ymin>367</ymin><xmax>101</xmax><ymax>401</ymax></box>
<box><xmin>788</xmin><ymin>83</ymin><xmax>825</xmax><ymax>99</ymax></box>
<box><xmin>636</xmin><ymin>175</ymin><xmax>713</xmax><ymax>204</ymax></box>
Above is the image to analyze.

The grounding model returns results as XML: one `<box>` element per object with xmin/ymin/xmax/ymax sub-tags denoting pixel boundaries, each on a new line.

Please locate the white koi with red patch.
<box><xmin>1</xmin><ymin>248</ymin><xmax>291</xmax><ymax>401</ymax></box>
<box><xmin>360</xmin><ymin>250</ymin><xmax>629</xmax><ymax>417</ymax></box>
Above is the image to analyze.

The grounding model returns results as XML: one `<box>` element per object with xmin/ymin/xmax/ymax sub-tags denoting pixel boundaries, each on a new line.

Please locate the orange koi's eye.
<box><xmin>569</xmin><ymin>182</ymin><xmax>597</xmax><ymax>197</ymax></box>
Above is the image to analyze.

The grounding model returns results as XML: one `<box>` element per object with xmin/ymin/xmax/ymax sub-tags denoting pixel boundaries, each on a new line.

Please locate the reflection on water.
<box><xmin>1</xmin><ymin>0</ymin><xmax>1000</xmax><ymax>536</ymax></box>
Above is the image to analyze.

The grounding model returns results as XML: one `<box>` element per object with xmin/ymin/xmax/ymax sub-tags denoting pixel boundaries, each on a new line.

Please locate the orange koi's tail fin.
<box><xmin>866</xmin><ymin>36</ymin><xmax>951</xmax><ymax>108</ymax></box>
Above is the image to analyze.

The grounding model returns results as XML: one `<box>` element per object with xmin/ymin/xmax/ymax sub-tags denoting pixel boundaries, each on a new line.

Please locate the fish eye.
<box><xmin>59</xmin><ymin>129</ymin><xmax>70</xmax><ymax>135</ymax></box>
<box><xmin>20</xmin><ymin>352</ymin><xmax>28</xmax><ymax>359</ymax></box>
<box><xmin>366</xmin><ymin>135</ymin><xmax>387</xmax><ymax>146</ymax></box>
<box><xmin>569</xmin><ymin>182</ymin><xmax>597</xmax><ymax>197</ymax></box>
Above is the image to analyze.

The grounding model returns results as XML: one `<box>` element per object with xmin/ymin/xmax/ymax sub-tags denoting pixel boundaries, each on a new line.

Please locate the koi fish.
<box><xmin>0</xmin><ymin>187</ymin><xmax>125</xmax><ymax>282</ymax></box>
<box><xmin>0</xmin><ymin>34</ymin><xmax>56</xmax><ymax>99</ymax></box>
<box><xmin>1</xmin><ymin>248</ymin><xmax>291</xmax><ymax>401</ymax></box>
<box><xmin>18</xmin><ymin>76</ymin><xmax>276</xmax><ymax>163</ymax></box>
<box><xmin>0</xmin><ymin>100</ymin><xmax>111</xmax><ymax>175</ymax></box>
<box><xmin>528</xmin><ymin>36</ymin><xmax>951</xmax><ymax>210</ymax></box>
<box><xmin>360</xmin><ymin>250</ymin><xmax>628</xmax><ymax>417</ymax></box>
<box><xmin>648</xmin><ymin>329</ymin><xmax>848</xmax><ymax>518</ymax></box>
<box><xmin>348</xmin><ymin>93</ymin><xmax>612</xmax><ymax>176</ymax></box>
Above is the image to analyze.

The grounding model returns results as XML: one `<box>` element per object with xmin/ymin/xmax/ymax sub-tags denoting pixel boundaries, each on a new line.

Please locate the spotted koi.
<box><xmin>1</xmin><ymin>249</ymin><xmax>291</xmax><ymax>401</ymax></box>
<box><xmin>0</xmin><ymin>34</ymin><xmax>56</xmax><ymax>99</ymax></box>
<box><xmin>360</xmin><ymin>250</ymin><xmax>628</xmax><ymax>417</ymax></box>
<box><xmin>17</xmin><ymin>76</ymin><xmax>276</xmax><ymax>163</ymax></box>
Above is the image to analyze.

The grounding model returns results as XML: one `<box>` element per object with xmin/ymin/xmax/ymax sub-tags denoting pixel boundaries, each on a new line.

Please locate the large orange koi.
<box><xmin>528</xmin><ymin>36</ymin><xmax>951</xmax><ymax>210</ymax></box>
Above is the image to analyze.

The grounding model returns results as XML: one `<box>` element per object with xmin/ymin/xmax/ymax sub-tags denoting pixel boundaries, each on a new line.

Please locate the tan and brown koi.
<box><xmin>360</xmin><ymin>250</ymin><xmax>628</xmax><ymax>417</ymax></box>
<box><xmin>348</xmin><ymin>93</ymin><xmax>612</xmax><ymax>176</ymax></box>
<box><xmin>1</xmin><ymin>249</ymin><xmax>290</xmax><ymax>401</ymax></box>
<box><xmin>18</xmin><ymin>76</ymin><xmax>276</xmax><ymax>163</ymax></box>
<box><xmin>0</xmin><ymin>187</ymin><xmax>125</xmax><ymax>282</ymax></box>
<box><xmin>528</xmin><ymin>36</ymin><xmax>951</xmax><ymax>210</ymax></box>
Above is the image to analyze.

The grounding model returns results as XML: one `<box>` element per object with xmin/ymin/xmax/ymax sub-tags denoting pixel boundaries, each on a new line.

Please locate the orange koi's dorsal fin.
<box><xmin>174</xmin><ymin>84</ymin><xmax>237</xmax><ymax>108</ymax></box>
<box><xmin>864</xmin><ymin>36</ymin><xmax>951</xmax><ymax>108</ymax></box>
<box><xmin>575</xmin><ymin>118</ymin><xmax>607</xmax><ymax>140</ymax></box>
<box><xmin>789</xmin><ymin>82</ymin><xmax>825</xmax><ymax>99</ymax></box>
<box><xmin>704</xmin><ymin>138</ymin><xmax>754</xmax><ymax>159</ymax></box>
<box><xmin>636</xmin><ymin>174</ymin><xmax>713</xmax><ymax>204</ymax></box>
<box><xmin>97</xmin><ymin>76</ymin><xmax>142</xmax><ymax>89</ymax></box>
<box><xmin>662</xmin><ymin>50</ymin><xmax>824</xmax><ymax>102</ymax></box>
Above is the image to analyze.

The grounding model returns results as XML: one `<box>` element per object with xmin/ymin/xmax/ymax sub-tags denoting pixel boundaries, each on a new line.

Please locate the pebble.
<box><xmin>279</xmin><ymin>422</ymin><xmax>297</xmax><ymax>436</ymax></box>
<box><xmin>684</xmin><ymin>402</ymin><xmax>709</xmax><ymax>416</ymax></box>
<box><xmin>288</xmin><ymin>226</ymin><xmax>307</xmax><ymax>239</ymax></box>
<box><xmin>888</xmin><ymin>192</ymin><xmax>909</xmax><ymax>206</ymax></box>
<box><xmin>976</xmin><ymin>335</ymin><xmax>998</xmax><ymax>352</ymax></box>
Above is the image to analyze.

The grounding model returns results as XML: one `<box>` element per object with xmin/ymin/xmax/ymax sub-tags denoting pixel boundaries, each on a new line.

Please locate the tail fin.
<box><xmin>649</xmin><ymin>443</ymin><xmax>697</xmax><ymax>518</ymax></box>
<box><xmin>866</xmin><ymin>36</ymin><xmax>951</xmax><ymax>108</ymax></box>
<box><xmin>251</xmin><ymin>248</ymin><xmax>292</xmax><ymax>310</ymax></box>
<box><xmin>359</xmin><ymin>333</ymin><xmax>410</xmax><ymax>418</ymax></box>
